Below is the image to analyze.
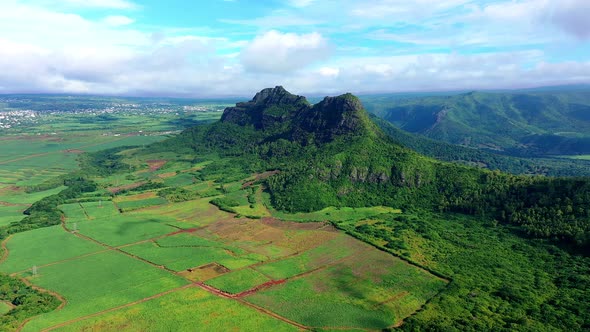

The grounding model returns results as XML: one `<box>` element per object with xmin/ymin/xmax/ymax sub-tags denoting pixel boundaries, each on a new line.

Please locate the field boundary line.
<box><xmin>0</xmin><ymin>235</ymin><xmax>14</xmax><ymax>264</ymax></box>
<box><xmin>11</xmin><ymin>248</ymin><xmax>111</xmax><ymax>275</ymax></box>
<box><xmin>78</xmin><ymin>202</ymin><xmax>91</xmax><ymax>220</ymax></box>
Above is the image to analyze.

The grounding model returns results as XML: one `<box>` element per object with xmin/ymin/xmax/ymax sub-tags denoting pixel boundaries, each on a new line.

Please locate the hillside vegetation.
<box><xmin>372</xmin><ymin>115</ymin><xmax>590</xmax><ymax>177</ymax></box>
<box><xmin>363</xmin><ymin>90</ymin><xmax>590</xmax><ymax>157</ymax></box>
<box><xmin>154</xmin><ymin>86</ymin><xmax>590</xmax><ymax>253</ymax></box>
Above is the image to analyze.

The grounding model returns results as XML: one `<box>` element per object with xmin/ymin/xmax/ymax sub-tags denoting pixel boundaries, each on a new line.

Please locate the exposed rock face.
<box><xmin>295</xmin><ymin>93</ymin><xmax>368</xmax><ymax>142</ymax></box>
<box><xmin>220</xmin><ymin>87</ymin><xmax>372</xmax><ymax>144</ymax></box>
<box><xmin>220</xmin><ymin>86</ymin><xmax>309</xmax><ymax>130</ymax></box>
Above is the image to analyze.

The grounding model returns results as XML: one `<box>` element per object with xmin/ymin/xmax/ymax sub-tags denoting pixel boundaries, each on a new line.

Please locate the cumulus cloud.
<box><xmin>240</xmin><ymin>30</ymin><xmax>331</xmax><ymax>73</ymax></box>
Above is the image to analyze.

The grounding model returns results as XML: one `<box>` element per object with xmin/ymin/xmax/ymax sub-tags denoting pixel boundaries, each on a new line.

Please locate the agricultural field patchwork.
<box><xmin>0</xmin><ymin>108</ymin><xmax>449</xmax><ymax>331</ymax></box>
<box><xmin>1</xmin><ymin>182</ymin><xmax>447</xmax><ymax>331</ymax></box>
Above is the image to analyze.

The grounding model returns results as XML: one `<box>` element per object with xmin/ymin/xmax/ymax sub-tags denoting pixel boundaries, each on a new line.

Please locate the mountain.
<box><xmin>156</xmin><ymin>87</ymin><xmax>590</xmax><ymax>252</ymax></box>
<box><xmin>372</xmin><ymin>114</ymin><xmax>590</xmax><ymax>177</ymax></box>
<box><xmin>362</xmin><ymin>90</ymin><xmax>590</xmax><ymax>156</ymax></box>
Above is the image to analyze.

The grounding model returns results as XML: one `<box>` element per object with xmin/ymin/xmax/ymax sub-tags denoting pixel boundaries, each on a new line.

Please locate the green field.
<box><xmin>205</xmin><ymin>268</ymin><xmax>271</xmax><ymax>294</ymax></box>
<box><xmin>53</xmin><ymin>287</ymin><xmax>298</xmax><ymax>332</ymax></box>
<box><xmin>121</xmin><ymin>241</ymin><xmax>247</xmax><ymax>271</ymax></box>
<box><xmin>20</xmin><ymin>251</ymin><xmax>188</xmax><ymax>332</ymax></box>
<box><xmin>0</xmin><ymin>226</ymin><xmax>104</xmax><ymax>274</ymax></box>
<box><xmin>0</xmin><ymin>301</ymin><xmax>13</xmax><ymax>315</ymax></box>
<box><xmin>116</xmin><ymin>197</ymin><xmax>168</xmax><ymax>212</ymax></box>
<box><xmin>75</xmin><ymin>214</ymin><xmax>177</xmax><ymax>246</ymax></box>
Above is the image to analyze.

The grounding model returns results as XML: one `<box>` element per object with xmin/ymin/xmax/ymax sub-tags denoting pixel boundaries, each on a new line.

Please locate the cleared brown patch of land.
<box><xmin>107</xmin><ymin>182</ymin><xmax>146</xmax><ymax>194</ymax></box>
<box><xmin>0</xmin><ymin>201</ymin><xmax>29</xmax><ymax>207</ymax></box>
<box><xmin>115</xmin><ymin>191</ymin><xmax>157</xmax><ymax>201</ymax></box>
<box><xmin>146</xmin><ymin>160</ymin><xmax>167</xmax><ymax>172</ymax></box>
<box><xmin>179</xmin><ymin>263</ymin><xmax>230</xmax><ymax>282</ymax></box>
<box><xmin>157</xmin><ymin>172</ymin><xmax>177</xmax><ymax>179</ymax></box>
<box><xmin>0</xmin><ymin>186</ymin><xmax>22</xmax><ymax>195</ymax></box>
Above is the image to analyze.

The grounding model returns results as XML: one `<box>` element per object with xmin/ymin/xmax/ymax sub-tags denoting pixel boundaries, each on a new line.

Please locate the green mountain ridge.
<box><xmin>371</xmin><ymin>114</ymin><xmax>590</xmax><ymax>177</ymax></box>
<box><xmin>364</xmin><ymin>90</ymin><xmax>590</xmax><ymax>156</ymax></box>
<box><xmin>155</xmin><ymin>87</ymin><xmax>590</xmax><ymax>252</ymax></box>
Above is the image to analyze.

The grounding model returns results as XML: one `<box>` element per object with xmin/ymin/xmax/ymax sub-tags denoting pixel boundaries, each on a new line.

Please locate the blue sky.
<box><xmin>0</xmin><ymin>0</ymin><xmax>589</xmax><ymax>96</ymax></box>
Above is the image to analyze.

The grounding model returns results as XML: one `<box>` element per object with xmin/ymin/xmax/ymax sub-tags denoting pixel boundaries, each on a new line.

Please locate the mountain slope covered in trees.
<box><xmin>372</xmin><ymin>114</ymin><xmax>590</xmax><ymax>177</ymax></box>
<box><xmin>154</xmin><ymin>86</ymin><xmax>590</xmax><ymax>253</ymax></box>
<box><xmin>362</xmin><ymin>90</ymin><xmax>590</xmax><ymax>157</ymax></box>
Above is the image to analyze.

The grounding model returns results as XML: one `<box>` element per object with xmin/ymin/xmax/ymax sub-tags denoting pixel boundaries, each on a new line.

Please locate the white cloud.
<box><xmin>319</xmin><ymin>67</ymin><xmax>340</xmax><ymax>77</ymax></box>
<box><xmin>0</xmin><ymin>0</ymin><xmax>588</xmax><ymax>97</ymax></box>
<box><xmin>102</xmin><ymin>15</ymin><xmax>135</xmax><ymax>26</ymax></box>
<box><xmin>240</xmin><ymin>30</ymin><xmax>331</xmax><ymax>73</ymax></box>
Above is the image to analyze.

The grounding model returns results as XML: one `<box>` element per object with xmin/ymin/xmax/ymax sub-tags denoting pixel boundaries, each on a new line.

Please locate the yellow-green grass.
<box><xmin>271</xmin><ymin>205</ymin><xmax>402</xmax><ymax>223</ymax></box>
<box><xmin>81</xmin><ymin>201</ymin><xmax>119</xmax><ymax>219</ymax></box>
<box><xmin>19</xmin><ymin>251</ymin><xmax>189</xmax><ymax>332</ymax></box>
<box><xmin>59</xmin><ymin>203</ymin><xmax>88</xmax><ymax>221</ymax></box>
<box><xmin>205</xmin><ymin>268</ymin><xmax>271</xmax><ymax>294</ymax></box>
<box><xmin>246</xmin><ymin>249</ymin><xmax>448</xmax><ymax>329</ymax></box>
<box><xmin>0</xmin><ymin>204</ymin><xmax>27</xmax><ymax>227</ymax></box>
<box><xmin>188</xmin><ymin>181</ymin><xmax>223</xmax><ymax>197</ymax></box>
<box><xmin>0</xmin><ymin>301</ymin><xmax>13</xmax><ymax>315</ymax></box>
<box><xmin>76</xmin><ymin>214</ymin><xmax>177</xmax><ymax>246</ymax></box>
<box><xmin>154</xmin><ymin>234</ymin><xmax>274</xmax><ymax>268</ymax></box>
<box><xmin>0</xmin><ymin>186</ymin><xmax>66</xmax><ymax>205</ymax></box>
<box><xmin>162</xmin><ymin>173</ymin><xmax>195</xmax><ymax>187</ymax></box>
<box><xmin>116</xmin><ymin>197</ymin><xmax>168</xmax><ymax>212</ymax></box>
<box><xmin>155</xmin><ymin>233</ymin><xmax>232</xmax><ymax>248</ymax></box>
<box><xmin>0</xmin><ymin>225</ymin><xmax>104</xmax><ymax>274</ymax></box>
<box><xmin>253</xmin><ymin>234</ymin><xmax>364</xmax><ymax>280</ymax></box>
<box><xmin>128</xmin><ymin>197</ymin><xmax>228</xmax><ymax>228</ymax></box>
<box><xmin>232</xmin><ymin>203</ymin><xmax>271</xmax><ymax>218</ymax></box>
<box><xmin>52</xmin><ymin>287</ymin><xmax>298</xmax><ymax>332</ymax></box>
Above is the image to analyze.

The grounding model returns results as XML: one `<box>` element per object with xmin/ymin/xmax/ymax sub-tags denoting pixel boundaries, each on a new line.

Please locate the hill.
<box><xmin>156</xmin><ymin>86</ymin><xmax>590</xmax><ymax>252</ymax></box>
<box><xmin>372</xmin><ymin>114</ymin><xmax>590</xmax><ymax>177</ymax></box>
<box><xmin>362</xmin><ymin>90</ymin><xmax>590</xmax><ymax>157</ymax></box>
